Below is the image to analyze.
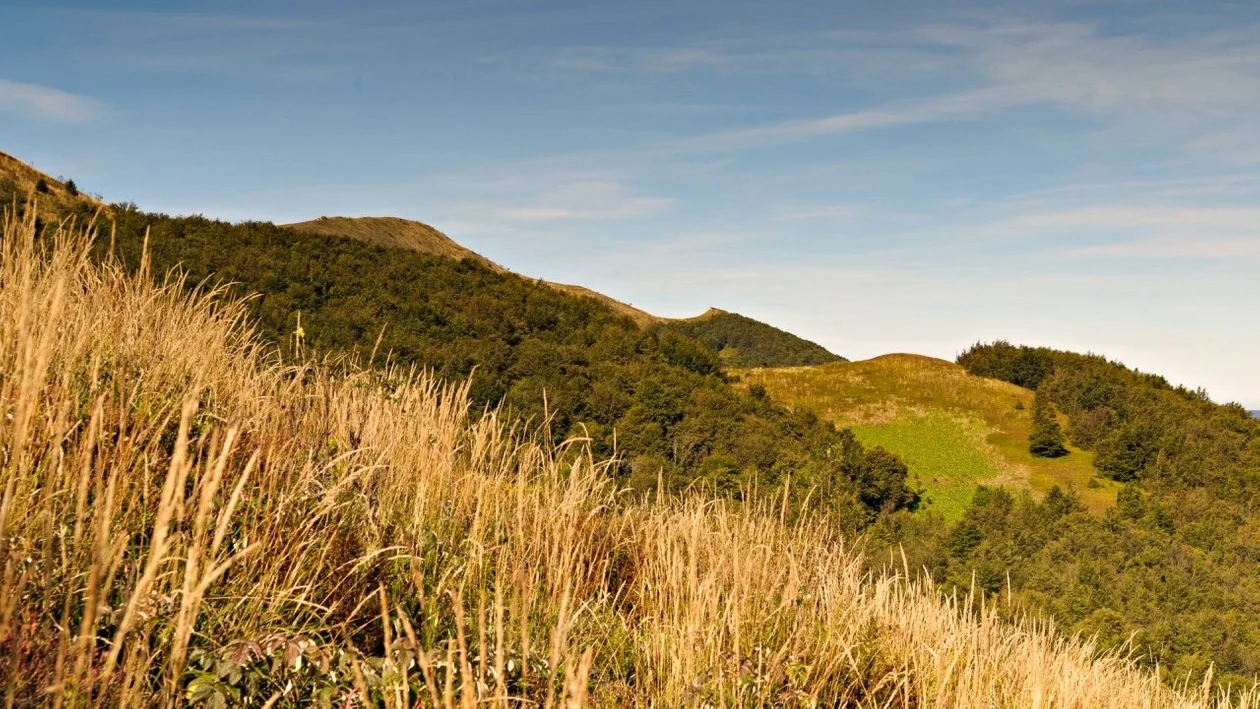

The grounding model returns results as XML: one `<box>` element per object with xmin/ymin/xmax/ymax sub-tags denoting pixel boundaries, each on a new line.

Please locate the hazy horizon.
<box><xmin>3</xmin><ymin>0</ymin><xmax>1258</xmax><ymax>407</ymax></box>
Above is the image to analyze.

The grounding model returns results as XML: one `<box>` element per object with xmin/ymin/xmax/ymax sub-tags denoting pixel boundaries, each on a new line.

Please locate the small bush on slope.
<box><xmin>0</xmin><ymin>215</ymin><xmax>1254</xmax><ymax>705</ymax></box>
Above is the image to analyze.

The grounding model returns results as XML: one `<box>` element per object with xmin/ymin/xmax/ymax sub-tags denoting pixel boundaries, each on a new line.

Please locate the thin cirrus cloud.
<box><xmin>648</xmin><ymin>18</ymin><xmax>1260</xmax><ymax>155</ymax></box>
<box><xmin>665</xmin><ymin>88</ymin><xmax>1010</xmax><ymax>153</ymax></box>
<box><xmin>993</xmin><ymin>204</ymin><xmax>1260</xmax><ymax>261</ymax></box>
<box><xmin>1004</xmin><ymin>205</ymin><xmax>1260</xmax><ymax>232</ymax></box>
<box><xmin>771</xmin><ymin>204</ymin><xmax>865</xmax><ymax>221</ymax></box>
<box><xmin>1065</xmin><ymin>237</ymin><xmax>1260</xmax><ymax>260</ymax></box>
<box><xmin>459</xmin><ymin>180</ymin><xmax>674</xmax><ymax>224</ymax></box>
<box><xmin>0</xmin><ymin>78</ymin><xmax>106</xmax><ymax>123</ymax></box>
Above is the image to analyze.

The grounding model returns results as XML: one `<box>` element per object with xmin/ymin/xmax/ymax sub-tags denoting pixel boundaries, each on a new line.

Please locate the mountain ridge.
<box><xmin>286</xmin><ymin>214</ymin><xmax>842</xmax><ymax>364</ymax></box>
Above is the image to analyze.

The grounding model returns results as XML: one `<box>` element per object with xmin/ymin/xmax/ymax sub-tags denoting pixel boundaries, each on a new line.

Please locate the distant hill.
<box><xmin>287</xmin><ymin>216</ymin><xmax>499</xmax><ymax>268</ymax></box>
<box><xmin>287</xmin><ymin>217</ymin><xmax>666</xmax><ymax>326</ymax></box>
<box><xmin>286</xmin><ymin>215</ymin><xmax>838</xmax><ymax>360</ymax></box>
<box><xmin>288</xmin><ymin>216</ymin><xmax>663</xmax><ymax>327</ymax></box>
<box><xmin>735</xmin><ymin>354</ymin><xmax>1112</xmax><ymax>519</ymax></box>
<box><xmin>1252</xmin><ymin>410</ymin><xmax>1260</xmax><ymax>419</ymax></box>
<box><xmin>661</xmin><ymin>308</ymin><xmax>844</xmax><ymax>368</ymax></box>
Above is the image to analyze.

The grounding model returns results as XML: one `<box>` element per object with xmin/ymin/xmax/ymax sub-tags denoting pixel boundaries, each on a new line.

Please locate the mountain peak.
<box><xmin>285</xmin><ymin>216</ymin><xmax>502</xmax><ymax>271</ymax></box>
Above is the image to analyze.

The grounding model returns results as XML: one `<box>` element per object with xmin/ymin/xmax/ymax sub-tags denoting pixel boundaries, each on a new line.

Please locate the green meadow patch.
<box><xmin>736</xmin><ymin>354</ymin><xmax>1118</xmax><ymax>519</ymax></box>
<box><xmin>850</xmin><ymin>411</ymin><xmax>1001</xmax><ymax>521</ymax></box>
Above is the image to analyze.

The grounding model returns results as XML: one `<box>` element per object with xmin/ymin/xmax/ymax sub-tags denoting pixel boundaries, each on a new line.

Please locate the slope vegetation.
<box><xmin>288</xmin><ymin>216</ymin><xmax>661</xmax><ymax>327</ymax></box>
<box><xmin>661</xmin><ymin>308</ymin><xmax>844</xmax><ymax>368</ymax></box>
<box><xmin>736</xmin><ymin>354</ymin><xmax>1115</xmax><ymax>519</ymax></box>
<box><xmin>4</xmin><ymin>207</ymin><xmax>1249</xmax><ymax>706</ymax></box>
<box><xmin>287</xmin><ymin>216</ymin><xmax>837</xmax><ymax>359</ymax></box>
<box><xmin>0</xmin><ymin>149</ymin><xmax>103</xmax><ymax>218</ymax></box>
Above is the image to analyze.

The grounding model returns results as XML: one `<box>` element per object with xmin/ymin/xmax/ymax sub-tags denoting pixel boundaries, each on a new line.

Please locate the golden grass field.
<box><xmin>736</xmin><ymin>354</ymin><xmax>1120</xmax><ymax>520</ymax></box>
<box><xmin>0</xmin><ymin>212</ymin><xmax>1248</xmax><ymax>706</ymax></box>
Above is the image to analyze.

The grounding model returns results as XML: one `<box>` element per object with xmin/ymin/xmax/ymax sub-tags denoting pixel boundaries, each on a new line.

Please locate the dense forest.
<box><xmin>659</xmin><ymin>309</ymin><xmax>844</xmax><ymax>368</ymax></box>
<box><xmin>21</xmin><ymin>196</ymin><xmax>917</xmax><ymax>526</ymax></box>
<box><xmin>877</xmin><ymin>342</ymin><xmax>1260</xmax><ymax>689</ymax></box>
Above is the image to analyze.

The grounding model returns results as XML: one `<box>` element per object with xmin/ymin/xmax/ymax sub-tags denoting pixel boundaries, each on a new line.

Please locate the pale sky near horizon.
<box><xmin>3</xmin><ymin>0</ymin><xmax>1259</xmax><ymax>407</ymax></box>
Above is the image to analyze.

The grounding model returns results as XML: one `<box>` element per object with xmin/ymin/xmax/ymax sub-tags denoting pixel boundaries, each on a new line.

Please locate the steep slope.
<box><xmin>662</xmin><ymin>307</ymin><xmax>844</xmax><ymax>367</ymax></box>
<box><xmin>5</xmin><ymin>156</ymin><xmax>903</xmax><ymax>515</ymax></box>
<box><xmin>735</xmin><ymin>354</ymin><xmax>1115</xmax><ymax>519</ymax></box>
<box><xmin>0</xmin><ymin>150</ymin><xmax>103</xmax><ymax>217</ymax></box>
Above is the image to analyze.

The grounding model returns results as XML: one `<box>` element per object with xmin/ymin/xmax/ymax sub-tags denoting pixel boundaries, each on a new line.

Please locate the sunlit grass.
<box><xmin>736</xmin><ymin>354</ymin><xmax>1120</xmax><ymax>518</ymax></box>
<box><xmin>851</xmin><ymin>412</ymin><xmax>999</xmax><ymax>520</ymax></box>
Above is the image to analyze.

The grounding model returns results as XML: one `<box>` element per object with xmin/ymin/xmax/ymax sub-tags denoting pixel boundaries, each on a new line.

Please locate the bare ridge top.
<box><xmin>285</xmin><ymin>216</ymin><xmax>503</xmax><ymax>271</ymax></box>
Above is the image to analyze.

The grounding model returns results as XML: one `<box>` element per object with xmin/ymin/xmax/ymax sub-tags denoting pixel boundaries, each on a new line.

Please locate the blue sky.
<box><xmin>3</xmin><ymin>0</ymin><xmax>1260</xmax><ymax>407</ymax></box>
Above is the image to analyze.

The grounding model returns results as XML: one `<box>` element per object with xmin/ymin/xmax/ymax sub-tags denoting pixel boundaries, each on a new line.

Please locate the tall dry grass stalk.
<box><xmin>0</xmin><ymin>210</ymin><xmax>1254</xmax><ymax>707</ymax></box>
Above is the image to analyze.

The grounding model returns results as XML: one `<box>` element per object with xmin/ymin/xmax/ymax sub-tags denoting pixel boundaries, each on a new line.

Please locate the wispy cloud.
<box><xmin>668</xmin><ymin>88</ymin><xmax>1007</xmax><ymax>152</ymax></box>
<box><xmin>1007</xmin><ymin>205</ymin><xmax>1260</xmax><ymax>234</ymax></box>
<box><xmin>454</xmin><ymin>179</ymin><xmax>673</xmax><ymax>226</ymax></box>
<box><xmin>640</xmin><ymin>17</ymin><xmax>1260</xmax><ymax>154</ymax></box>
<box><xmin>1067</xmin><ymin>237</ymin><xmax>1260</xmax><ymax>260</ymax></box>
<box><xmin>771</xmin><ymin>204</ymin><xmax>864</xmax><ymax>221</ymax></box>
<box><xmin>922</xmin><ymin>20</ymin><xmax>1260</xmax><ymax>114</ymax></box>
<box><xmin>992</xmin><ymin>204</ymin><xmax>1260</xmax><ymax>261</ymax></box>
<box><xmin>0</xmin><ymin>78</ymin><xmax>106</xmax><ymax>123</ymax></box>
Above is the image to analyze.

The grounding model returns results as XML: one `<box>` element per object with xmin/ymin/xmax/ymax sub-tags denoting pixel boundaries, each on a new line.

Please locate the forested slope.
<box><xmin>875</xmin><ymin>341</ymin><xmax>1260</xmax><ymax>689</ymax></box>
<box><xmin>661</xmin><ymin>308</ymin><xmax>844</xmax><ymax>367</ymax></box>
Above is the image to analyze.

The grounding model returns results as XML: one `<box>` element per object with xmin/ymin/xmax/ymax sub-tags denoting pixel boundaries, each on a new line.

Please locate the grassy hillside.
<box><xmin>0</xmin><ymin>150</ymin><xmax>104</xmax><ymax>218</ymax></box>
<box><xmin>4</xmin><ymin>207</ymin><xmax>1250</xmax><ymax>706</ymax></box>
<box><xmin>736</xmin><ymin>354</ymin><xmax>1116</xmax><ymax>520</ymax></box>
<box><xmin>739</xmin><ymin>349</ymin><xmax>1260</xmax><ymax>688</ymax></box>
<box><xmin>661</xmin><ymin>308</ymin><xmax>845</xmax><ymax>368</ymax></box>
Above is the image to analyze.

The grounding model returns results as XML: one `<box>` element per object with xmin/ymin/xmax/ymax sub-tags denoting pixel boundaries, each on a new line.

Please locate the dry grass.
<box><xmin>0</xmin><ymin>211</ymin><xmax>1253</xmax><ymax>706</ymax></box>
<box><xmin>0</xmin><ymin>151</ymin><xmax>104</xmax><ymax>219</ymax></box>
